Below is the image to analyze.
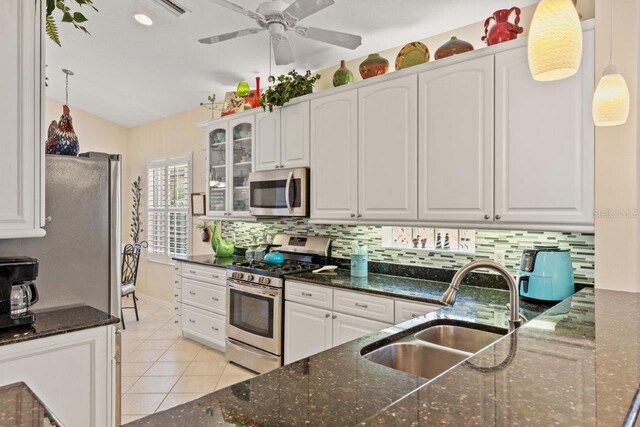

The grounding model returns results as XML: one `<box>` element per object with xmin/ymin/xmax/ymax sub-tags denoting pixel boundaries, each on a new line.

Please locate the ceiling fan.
<box><xmin>199</xmin><ymin>0</ymin><xmax>362</xmax><ymax>65</ymax></box>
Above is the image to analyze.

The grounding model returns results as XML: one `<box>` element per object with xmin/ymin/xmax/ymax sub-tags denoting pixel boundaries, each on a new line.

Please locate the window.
<box><xmin>146</xmin><ymin>153</ymin><xmax>192</xmax><ymax>263</ymax></box>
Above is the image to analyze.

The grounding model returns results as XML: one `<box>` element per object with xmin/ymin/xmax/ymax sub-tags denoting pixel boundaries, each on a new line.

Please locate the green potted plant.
<box><xmin>261</xmin><ymin>70</ymin><xmax>321</xmax><ymax>112</ymax></box>
<box><xmin>46</xmin><ymin>0</ymin><xmax>98</xmax><ymax>46</ymax></box>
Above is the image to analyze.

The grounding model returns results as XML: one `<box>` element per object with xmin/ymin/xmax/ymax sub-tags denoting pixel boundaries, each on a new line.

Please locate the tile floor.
<box><xmin>120</xmin><ymin>297</ymin><xmax>257</xmax><ymax>424</ymax></box>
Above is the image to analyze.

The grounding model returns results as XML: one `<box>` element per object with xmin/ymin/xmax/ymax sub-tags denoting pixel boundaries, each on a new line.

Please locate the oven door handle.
<box><xmin>228</xmin><ymin>280</ymin><xmax>279</xmax><ymax>298</ymax></box>
<box><xmin>285</xmin><ymin>170</ymin><xmax>293</xmax><ymax>214</ymax></box>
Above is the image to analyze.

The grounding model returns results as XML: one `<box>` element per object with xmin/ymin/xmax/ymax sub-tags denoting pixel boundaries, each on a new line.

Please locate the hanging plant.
<box><xmin>130</xmin><ymin>176</ymin><xmax>144</xmax><ymax>244</ymax></box>
<box><xmin>260</xmin><ymin>70</ymin><xmax>320</xmax><ymax>113</ymax></box>
<box><xmin>46</xmin><ymin>0</ymin><xmax>98</xmax><ymax>47</ymax></box>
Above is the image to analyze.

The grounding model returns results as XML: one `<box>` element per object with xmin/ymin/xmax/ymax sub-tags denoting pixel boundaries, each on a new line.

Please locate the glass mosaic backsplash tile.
<box><xmin>221</xmin><ymin>219</ymin><xmax>595</xmax><ymax>285</ymax></box>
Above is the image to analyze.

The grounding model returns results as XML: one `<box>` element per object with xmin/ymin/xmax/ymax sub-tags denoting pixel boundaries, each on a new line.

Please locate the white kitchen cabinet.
<box><xmin>310</xmin><ymin>90</ymin><xmax>359</xmax><ymax>220</ymax></box>
<box><xmin>494</xmin><ymin>28</ymin><xmax>595</xmax><ymax>226</ymax></box>
<box><xmin>177</xmin><ymin>262</ymin><xmax>227</xmax><ymax>351</ymax></box>
<box><xmin>256</xmin><ymin>103</ymin><xmax>310</xmax><ymax>171</ymax></box>
<box><xmin>205</xmin><ymin>116</ymin><xmax>254</xmax><ymax>219</ymax></box>
<box><xmin>358</xmin><ymin>75</ymin><xmax>418</xmax><ymax>221</ymax></box>
<box><xmin>418</xmin><ymin>56</ymin><xmax>494</xmax><ymax>223</ymax></box>
<box><xmin>284</xmin><ymin>301</ymin><xmax>332</xmax><ymax>364</ymax></box>
<box><xmin>0</xmin><ymin>0</ymin><xmax>44</xmax><ymax>239</ymax></box>
<box><xmin>281</xmin><ymin>101</ymin><xmax>310</xmax><ymax>168</ymax></box>
<box><xmin>255</xmin><ymin>110</ymin><xmax>281</xmax><ymax>171</ymax></box>
<box><xmin>0</xmin><ymin>326</ymin><xmax>115</xmax><ymax>427</ymax></box>
<box><xmin>332</xmin><ymin>312</ymin><xmax>391</xmax><ymax>347</ymax></box>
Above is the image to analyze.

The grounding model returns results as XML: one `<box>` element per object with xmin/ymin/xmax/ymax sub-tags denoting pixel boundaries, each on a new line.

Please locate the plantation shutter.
<box><xmin>146</xmin><ymin>153</ymin><xmax>192</xmax><ymax>263</ymax></box>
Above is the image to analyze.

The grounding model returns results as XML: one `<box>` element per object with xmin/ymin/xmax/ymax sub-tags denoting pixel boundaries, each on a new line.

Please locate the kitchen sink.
<box><xmin>362</xmin><ymin>322</ymin><xmax>508</xmax><ymax>379</ymax></box>
<box><xmin>362</xmin><ymin>341</ymin><xmax>471</xmax><ymax>379</ymax></box>
<box><xmin>415</xmin><ymin>325</ymin><xmax>505</xmax><ymax>354</ymax></box>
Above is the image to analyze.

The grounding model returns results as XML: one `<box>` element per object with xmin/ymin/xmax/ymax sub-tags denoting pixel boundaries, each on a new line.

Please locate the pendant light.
<box><xmin>528</xmin><ymin>0</ymin><xmax>583</xmax><ymax>81</ymax></box>
<box><xmin>593</xmin><ymin>0</ymin><xmax>629</xmax><ymax>127</ymax></box>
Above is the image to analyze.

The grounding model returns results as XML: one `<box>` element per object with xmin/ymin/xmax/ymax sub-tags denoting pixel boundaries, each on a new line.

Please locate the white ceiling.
<box><xmin>45</xmin><ymin>0</ymin><xmax>537</xmax><ymax>128</ymax></box>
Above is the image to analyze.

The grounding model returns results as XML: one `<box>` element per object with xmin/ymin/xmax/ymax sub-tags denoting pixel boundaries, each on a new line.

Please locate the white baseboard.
<box><xmin>135</xmin><ymin>292</ymin><xmax>173</xmax><ymax>309</ymax></box>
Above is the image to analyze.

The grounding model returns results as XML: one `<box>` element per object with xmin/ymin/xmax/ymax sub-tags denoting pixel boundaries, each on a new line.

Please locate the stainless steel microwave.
<box><xmin>249</xmin><ymin>168</ymin><xmax>309</xmax><ymax>217</ymax></box>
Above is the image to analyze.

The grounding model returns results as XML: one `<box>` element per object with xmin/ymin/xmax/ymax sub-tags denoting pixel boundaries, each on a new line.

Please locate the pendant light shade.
<box><xmin>528</xmin><ymin>0</ymin><xmax>583</xmax><ymax>82</ymax></box>
<box><xmin>593</xmin><ymin>65</ymin><xmax>630</xmax><ymax>126</ymax></box>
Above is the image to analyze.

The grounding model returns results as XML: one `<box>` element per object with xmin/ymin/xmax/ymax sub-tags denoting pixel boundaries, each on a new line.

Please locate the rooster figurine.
<box><xmin>46</xmin><ymin>105</ymin><xmax>79</xmax><ymax>155</ymax></box>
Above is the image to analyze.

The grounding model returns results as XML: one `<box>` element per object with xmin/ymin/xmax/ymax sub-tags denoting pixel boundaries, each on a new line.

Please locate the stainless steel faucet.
<box><xmin>441</xmin><ymin>260</ymin><xmax>522</xmax><ymax>332</ymax></box>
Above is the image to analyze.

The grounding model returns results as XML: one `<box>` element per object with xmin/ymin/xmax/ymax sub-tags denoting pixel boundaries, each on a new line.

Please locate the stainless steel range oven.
<box><xmin>248</xmin><ymin>167</ymin><xmax>309</xmax><ymax>217</ymax></box>
<box><xmin>226</xmin><ymin>274</ymin><xmax>283</xmax><ymax>373</ymax></box>
<box><xmin>225</xmin><ymin>234</ymin><xmax>332</xmax><ymax>374</ymax></box>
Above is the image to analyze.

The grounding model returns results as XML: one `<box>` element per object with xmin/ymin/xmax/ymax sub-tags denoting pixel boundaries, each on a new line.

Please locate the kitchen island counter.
<box><xmin>126</xmin><ymin>285</ymin><xmax>640</xmax><ymax>427</ymax></box>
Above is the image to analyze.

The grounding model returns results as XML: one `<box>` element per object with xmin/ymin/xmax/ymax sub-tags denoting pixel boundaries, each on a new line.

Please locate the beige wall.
<box><xmin>125</xmin><ymin>107</ymin><xmax>215</xmax><ymax>303</ymax></box>
<box><xmin>594</xmin><ymin>0</ymin><xmax>640</xmax><ymax>292</ymax></box>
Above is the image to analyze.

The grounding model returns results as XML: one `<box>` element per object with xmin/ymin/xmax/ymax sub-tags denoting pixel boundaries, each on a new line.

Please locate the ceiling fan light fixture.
<box><xmin>134</xmin><ymin>13</ymin><xmax>154</xmax><ymax>26</ymax></box>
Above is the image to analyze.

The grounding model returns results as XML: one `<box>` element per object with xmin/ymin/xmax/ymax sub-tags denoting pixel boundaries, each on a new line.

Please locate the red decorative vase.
<box><xmin>482</xmin><ymin>7</ymin><xmax>523</xmax><ymax>46</ymax></box>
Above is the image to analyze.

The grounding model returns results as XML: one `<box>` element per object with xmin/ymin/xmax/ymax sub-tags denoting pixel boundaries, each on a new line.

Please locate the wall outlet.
<box><xmin>495</xmin><ymin>250</ymin><xmax>506</xmax><ymax>265</ymax></box>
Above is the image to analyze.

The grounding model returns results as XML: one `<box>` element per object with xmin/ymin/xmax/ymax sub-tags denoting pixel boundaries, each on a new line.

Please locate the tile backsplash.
<box><xmin>222</xmin><ymin>219</ymin><xmax>595</xmax><ymax>285</ymax></box>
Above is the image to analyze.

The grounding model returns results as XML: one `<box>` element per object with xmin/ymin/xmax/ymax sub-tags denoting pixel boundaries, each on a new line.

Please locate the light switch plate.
<box><xmin>495</xmin><ymin>250</ymin><xmax>506</xmax><ymax>265</ymax></box>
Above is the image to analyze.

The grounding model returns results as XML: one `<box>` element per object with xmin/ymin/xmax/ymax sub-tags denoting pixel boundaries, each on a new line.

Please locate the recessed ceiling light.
<box><xmin>134</xmin><ymin>14</ymin><xmax>153</xmax><ymax>26</ymax></box>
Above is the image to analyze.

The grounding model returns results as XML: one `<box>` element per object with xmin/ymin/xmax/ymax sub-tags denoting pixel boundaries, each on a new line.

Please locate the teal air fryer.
<box><xmin>517</xmin><ymin>247</ymin><xmax>575</xmax><ymax>303</ymax></box>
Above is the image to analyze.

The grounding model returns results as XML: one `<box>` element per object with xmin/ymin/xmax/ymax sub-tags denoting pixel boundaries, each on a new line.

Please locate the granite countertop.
<box><xmin>173</xmin><ymin>255</ymin><xmax>241</xmax><ymax>269</ymax></box>
<box><xmin>0</xmin><ymin>382</ymin><xmax>61</xmax><ymax>426</ymax></box>
<box><xmin>127</xmin><ymin>284</ymin><xmax>580</xmax><ymax>427</ymax></box>
<box><xmin>0</xmin><ymin>305</ymin><xmax>119</xmax><ymax>347</ymax></box>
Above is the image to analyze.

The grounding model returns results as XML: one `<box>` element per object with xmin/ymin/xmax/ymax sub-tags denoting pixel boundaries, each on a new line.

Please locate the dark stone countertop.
<box><xmin>173</xmin><ymin>255</ymin><xmax>240</xmax><ymax>268</ymax></box>
<box><xmin>0</xmin><ymin>382</ymin><xmax>62</xmax><ymax>426</ymax></box>
<box><xmin>0</xmin><ymin>305</ymin><xmax>119</xmax><ymax>347</ymax></box>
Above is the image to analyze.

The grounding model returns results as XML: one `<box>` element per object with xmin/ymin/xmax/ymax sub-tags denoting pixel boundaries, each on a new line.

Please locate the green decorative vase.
<box><xmin>333</xmin><ymin>60</ymin><xmax>354</xmax><ymax>87</ymax></box>
<box><xmin>211</xmin><ymin>221</ymin><xmax>235</xmax><ymax>258</ymax></box>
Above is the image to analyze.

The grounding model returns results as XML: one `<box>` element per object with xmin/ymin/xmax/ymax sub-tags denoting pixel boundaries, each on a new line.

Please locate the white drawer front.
<box><xmin>333</xmin><ymin>290</ymin><xmax>394</xmax><ymax>323</ymax></box>
<box><xmin>182</xmin><ymin>279</ymin><xmax>226</xmax><ymax>315</ymax></box>
<box><xmin>173</xmin><ymin>274</ymin><xmax>182</xmax><ymax>289</ymax></box>
<box><xmin>173</xmin><ymin>287</ymin><xmax>182</xmax><ymax>303</ymax></box>
<box><xmin>181</xmin><ymin>264</ymin><xmax>226</xmax><ymax>286</ymax></box>
<box><xmin>174</xmin><ymin>262</ymin><xmax>182</xmax><ymax>276</ymax></box>
<box><xmin>394</xmin><ymin>299</ymin><xmax>440</xmax><ymax>323</ymax></box>
<box><xmin>182</xmin><ymin>305</ymin><xmax>225</xmax><ymax>345</ymax></box>
<box><xmin>285</xmin><ymin>281</ymin><xmax>333</xmax><ymax>310</ymax></box>
<box><xmin>174</xmin><ymin>315</ymin><xmax>182</xmax><ymax>329</ymax></box>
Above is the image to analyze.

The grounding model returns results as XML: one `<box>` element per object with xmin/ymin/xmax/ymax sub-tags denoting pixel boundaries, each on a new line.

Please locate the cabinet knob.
<box><xmin>332</xmin><ymin>314</ymin><xmax>337</xmax><ymax>319</ymax></box>
<box><xmin>357</xmin><ymin>214</ymin><xmax>362</xmax><ymax>218</ymax></box>
<box><xmin>484</xmin><ymin>214</ymin><xmax>490</xmax><ymax>220</ymax></box>
<box><xmin>350</xmin><ymin>214</ymin><xmax>356</xmax><ymax>218</ymax></box>
<box><xmin>495</xmin><ymin>215</ymin><xmax>502</xmax><ymax>220</ymax></box>
<box><xmin>325</xmin><ymin>313</ymin><xmax>330</xmax><ymax>318</ymax></box>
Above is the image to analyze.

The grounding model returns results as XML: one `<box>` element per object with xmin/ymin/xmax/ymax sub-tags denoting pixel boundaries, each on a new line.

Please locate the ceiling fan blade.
<box><xmin>207</xmin><ymin>0</ymin><xmax>265</xmax><ymax>22</ymax></box>
<box><xmin>272</xmin><ymin>37</ymin><xmax>295</xmax><ymax>66</ymax></box>
<box><xmin>283</xmin><ymin>0</ymin><xmax>334</xmax><ymax>21</ymax></box>
<box><xmin>296</xmin><ymin>26</ymin><xmax>362</xmax><ymax>49</ymax></box>
<box><xmin>199</xmin><ymin>28</ymin><xmax>265</xmax><ymax>44</ymax></box>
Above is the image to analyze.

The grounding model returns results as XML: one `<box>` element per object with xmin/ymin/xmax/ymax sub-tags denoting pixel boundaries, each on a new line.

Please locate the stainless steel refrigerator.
<box><xmin>0</xmin><ymin>153</ymin><xmax>121</xmax><ymax>315</ymax></box>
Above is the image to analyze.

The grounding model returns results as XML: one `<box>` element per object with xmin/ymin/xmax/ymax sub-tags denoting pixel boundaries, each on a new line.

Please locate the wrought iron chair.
<box><xmin>121</xmin><ymin>242</ymin><xmax>146</xmax><ymax>329</ymax></box>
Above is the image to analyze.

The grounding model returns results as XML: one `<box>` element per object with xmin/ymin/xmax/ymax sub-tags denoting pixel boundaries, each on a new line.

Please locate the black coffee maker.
<box><xmin>0</xmin><ymin>257</ymin><xmax>39</xmax><ymax>329</ymax></box>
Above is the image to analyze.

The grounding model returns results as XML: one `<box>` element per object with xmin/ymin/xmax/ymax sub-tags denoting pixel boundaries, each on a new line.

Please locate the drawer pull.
<box><xmin>301</xmin><ymin>292</ymin><xmax>313</xmax><ymax>297</ymax></box>
<box><xmin>355</xmin><ymin>303</ymin><xmax>369</xmax><ymax>309</ymax></box>
<box><xmin>211</xmin><ymin>274</ymin><xmax>219</xmax><ymax>279</ymax></box>
<box><xmin>211</xmin><ymin>297</ymin><xmax>219</xmax><ymax>301</ymax></box>
<box><xmin>411</xmin><ymin>314</ymin><xmax>418</xmax><ymax>319</ymax></box>
<box><xmin>211</xmin><ymin>326</ymin><xmax>219</xmax><ymax>331</ymax></box>
<box><xmin>189</xmin><ymin>269</ymin><xmax>196</xmax><ymax>274</ymax></box>
<box><xmin>189</xmin><ymin>319</ymin><xmax>196</xmax><ymax>324</ymax></box>
<box><xmin>189</xmin><ymin>291</ymin><xmax>196</xmax><ymax>296</ymax></box>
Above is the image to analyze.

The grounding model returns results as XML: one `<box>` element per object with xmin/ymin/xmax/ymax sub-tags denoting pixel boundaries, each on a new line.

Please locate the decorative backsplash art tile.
<box><xmin>221</xmin><ymin>219</ymin><xmax>595</xmax><ymax>285</ymax></box>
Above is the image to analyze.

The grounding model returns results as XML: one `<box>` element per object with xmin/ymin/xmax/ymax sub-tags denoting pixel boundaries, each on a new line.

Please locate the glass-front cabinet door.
<box><xmin>208</xmin><ymin>124</ymin><xmax>227</xmax><ymax>215</ymax></box>
<box><xmin>229</xmin><ymin>116</ymin><xmax>254</xmax><ymax>217</ymax></box>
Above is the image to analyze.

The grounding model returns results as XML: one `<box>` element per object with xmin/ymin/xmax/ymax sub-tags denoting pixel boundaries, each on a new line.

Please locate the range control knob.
<box><xmin>247</xmin><ymin>274</ymin><xmax>254</xmax><ymax>281</ymax></box>
<box><xmin>264</xmin><ymin>277</ymin><xmax>271</xmax><ymax>285</ymax></box>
